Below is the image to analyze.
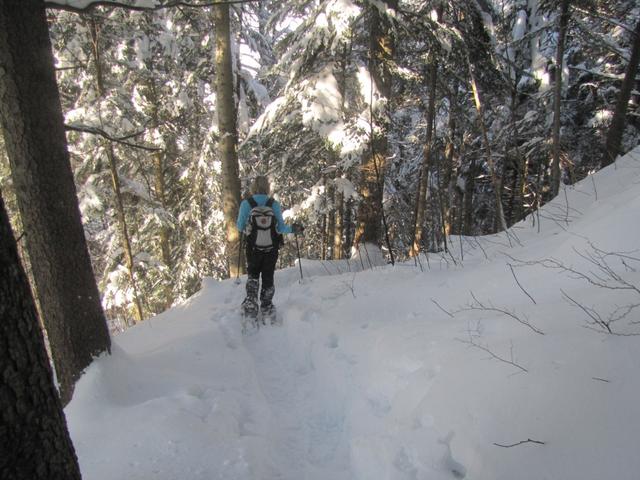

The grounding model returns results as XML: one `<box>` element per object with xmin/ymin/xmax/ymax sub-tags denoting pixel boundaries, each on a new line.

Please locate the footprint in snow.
<box><xmin>186</xmin><ymin>384</ymin><xmax>206</xmax><ymax>399</ymax></box>
<box><xmin>439</xmin><ymin>431</ymin><xmax>467</xmax><ymax>479</ymax></box>
<box><xmin>303</xmin><ymin>310</ymin><xmax>320</xmax><ymax>323</ymax></box>
<box><xmin>217</xmin><ymin>314</ymin><xmax>240</xmax><ymax>350</ymax></box>
<box><xmin>325</xmin><ymin>333</ymin><xmax>339</xmax><ymax>349</ymax></box>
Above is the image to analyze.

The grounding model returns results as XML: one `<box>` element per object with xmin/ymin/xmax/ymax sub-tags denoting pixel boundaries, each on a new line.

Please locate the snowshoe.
<box><xmin>241</xmin><ymin>298</ymin><xmax>259</xmax><ymax>333</ymax></box>
<box><xmin>261</xmin><ymin>304</ymin><xmax>280</xmax><ymax>326</ymax></box>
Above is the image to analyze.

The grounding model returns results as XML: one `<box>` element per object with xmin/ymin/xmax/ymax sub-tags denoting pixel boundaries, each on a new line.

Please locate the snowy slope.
<box><xmin>66</xmin><ymin>147</ymin><xmax>640</xmax><ymax>480</ymax></box>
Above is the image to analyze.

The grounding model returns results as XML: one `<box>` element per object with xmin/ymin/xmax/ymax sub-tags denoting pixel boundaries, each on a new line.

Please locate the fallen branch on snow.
<box><xmin>493</xmin><ymin>438</ymin><xmax>546</xmax><ymax>448</ymax></box>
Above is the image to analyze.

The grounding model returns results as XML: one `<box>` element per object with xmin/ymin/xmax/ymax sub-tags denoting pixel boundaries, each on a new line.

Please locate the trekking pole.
<box><xmin>235</xmin><ymin>232</ymin><xmax>243</xmax><ymax>285</ymax></box>
<box><xmin>294</xmin><ymin>232</ymin><xmax>304</xmax><ymax>281</ymax></box>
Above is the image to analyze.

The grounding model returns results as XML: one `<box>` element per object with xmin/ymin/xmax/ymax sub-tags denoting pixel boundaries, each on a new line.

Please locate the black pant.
<box><xmin>246</xmin><ymin>246</ymin><xmax>279</xmax><ymax>289</ymax></box>
<box><xmin>245</xmin><ymin>247</ymin><xmax>279</xmax><ymax>312</ymax></box>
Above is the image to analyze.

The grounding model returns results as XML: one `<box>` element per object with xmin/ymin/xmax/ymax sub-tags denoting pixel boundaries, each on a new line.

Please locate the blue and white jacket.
<box><xmin>236</xmin><ymin>194</ymin><xmax>292</xmax><ymax>234</ymax></box>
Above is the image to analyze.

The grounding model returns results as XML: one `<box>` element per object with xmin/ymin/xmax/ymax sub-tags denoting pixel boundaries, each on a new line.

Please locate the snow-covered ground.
<box><xmin>66</xmin><ymin>147</ymin><xmax>640</xmax><ymax>480</ymax></box>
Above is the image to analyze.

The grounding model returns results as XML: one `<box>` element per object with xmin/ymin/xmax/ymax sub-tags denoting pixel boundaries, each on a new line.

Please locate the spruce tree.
<box><xmin>0</xmin><ymin>193</ymin><xmax>83</xmax><ymax>480</ymax></box>
<box><xmin>0</xmin><ymin>0</ymin><xmax>110</xmax><ymax>404</ymax></box>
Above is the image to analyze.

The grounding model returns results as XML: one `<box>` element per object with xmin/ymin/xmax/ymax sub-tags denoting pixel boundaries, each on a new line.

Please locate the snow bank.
<box><xmin>66</xmin><ymin>147</ymin><xmax>640</xmax><ymax>480</ymax></box>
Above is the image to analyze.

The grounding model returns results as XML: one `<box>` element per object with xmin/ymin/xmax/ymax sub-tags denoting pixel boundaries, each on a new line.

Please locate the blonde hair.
<box><xmin>251</xmin><ymin>175</ymin><xmax>270</xmax><ymax>195</ymax></box>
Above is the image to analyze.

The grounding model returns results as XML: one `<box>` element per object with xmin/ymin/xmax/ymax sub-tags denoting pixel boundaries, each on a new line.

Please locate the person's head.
<box><xmin>251</xmin><ymin>175</ymin><xmax>270</xmax><ymax>195</ymax></box>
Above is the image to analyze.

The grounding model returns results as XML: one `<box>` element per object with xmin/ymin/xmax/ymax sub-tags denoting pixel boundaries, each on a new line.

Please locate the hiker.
<box><xmin>236</xmin><ymin>175</ymin><xmax>303</xmax><ymax>322</ymax></box>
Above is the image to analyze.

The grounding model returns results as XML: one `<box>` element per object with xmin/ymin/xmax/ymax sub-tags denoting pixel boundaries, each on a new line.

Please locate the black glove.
<box><xmin>292</xmin><ymin>223</ymin><xmax>304</xmax><ymax>235</ymax></box>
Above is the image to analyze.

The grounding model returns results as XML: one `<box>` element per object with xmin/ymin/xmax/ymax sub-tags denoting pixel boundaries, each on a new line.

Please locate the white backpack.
<box><xmin>245</xmin><ymin>197</ymin><xmax>279</xmax><ymax>251</ymax></box>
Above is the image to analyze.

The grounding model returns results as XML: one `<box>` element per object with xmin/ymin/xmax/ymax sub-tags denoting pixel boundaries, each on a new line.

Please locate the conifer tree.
<box><xmin>0</xmin><ymin>0</ymin><xmax>110</xmax><ymax>404</ymax></box>
<box><xmin>214</xmin><ymin>2</ymin><xmax>242</xmax><ymax>278</ymax></box>
<box><xmin>602</xmin><ymin>18</ymin><xmax>640</xmax><ymax>168</ymax></box>
<box><xmin>0</xmin><ymin>195</ymin><xmax>82</xmax><ymax>480</ymax></box>
<box><xmin>354</xmin><ymin>0</ymin><xmax>397</xmax><ymax>252</ymax></box>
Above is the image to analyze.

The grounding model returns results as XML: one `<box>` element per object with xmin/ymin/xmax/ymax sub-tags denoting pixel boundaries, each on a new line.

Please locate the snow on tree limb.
<box><xmin>45</xmin><ymin>0</ymin><xmax>260</xmax><ymax>14</ymax></box>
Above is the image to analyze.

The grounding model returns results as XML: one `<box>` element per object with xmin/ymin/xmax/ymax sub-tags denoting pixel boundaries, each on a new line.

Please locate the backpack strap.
<box><xmin>247</xmin><ymin>196</ymin><xmax>258</xmax><ymax>208</ymax></box>
<box><xmin>265</xmin><ymin>197</ymin><xmax>274</xmax><ymax>208</ymax></box>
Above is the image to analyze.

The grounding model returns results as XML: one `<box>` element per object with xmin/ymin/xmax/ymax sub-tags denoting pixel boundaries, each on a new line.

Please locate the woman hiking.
<box><xmin>236</xmin><ymin>175</ymin><xmax>303</xmax><ymax>325</ymax></box>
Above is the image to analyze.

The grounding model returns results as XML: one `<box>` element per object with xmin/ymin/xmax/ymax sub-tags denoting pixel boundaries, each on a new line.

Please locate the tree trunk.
<box><xmin>320</xmin><ymin>213</ymin><xmax>327</xmax><ymax>260</ymax></box>
<box><xmin>602</xmin><ymin>19</ymin><xmax>640</xmax><ymax>168</ymax></box>
<box><xmin>107</xmin><ymin>148</ymin><xmax>145</xmax><ymax>323</ymax></box>
<box><xmin>468</xmin><ymin>59</ymin><xmax>507</xmax><ymax>233</ymax></box>
<box><xmin>334</xmin><ymin>182</ymin><xmax>344</xmax><ymax>260</ymax></box>
<box><xmin>154</xmin><ymin>149</ymin><xmax>172</xmax><ymax>269</ymax></box>
<box><xmin>411</xmin><ymin>6</ymin><xmax>440</xmax><ymax>257</ymax></box>
<box><xmin>326</xmin><ymin>179</ymin><xmax>335</xmax><ymax>260</ymax></box>
<box><xmin>443</xmin><ymin>108</ymin><xmax>456</xmax><ymax>236</ymax></box>
<box><xmin>214</xmin><ymin>4</ymin><xmax>242</xmax><ymax>277</ymax></box>
<box><xmin>436</xmin><ymin>149</ymin><xmax>448</xmax><ymax>253</ymax></box>
<box><xmin>88</xmin><ymin>15</ymin><xmax>144</xmax><ymax>324</ymax></box>
<box><xmin>550</xmin><ymin>0</ymin><xmax>570</xmax><ymax>197</ymax></box>
<box><xmin>354</xmin><ymin>0</ymin><xmax>397</xmax><ymax>251</ymax></box>
<box><xmin>344</xmin><ymin>198</ymin><xmax>353</xmax><ymax>256</ymax></box>
<box><xmin>506</xmin><ymin>85</ymin><xmax>527</xmax><ymax>225</ymax></box>
<box><xmin>0</xmin><ymin>0</ymin><xmax>110</xmax><ymax>405</ymax></box>
<box><xmin>411</xmin><ymin>63</ymin><xmax>437</xmax><ymax>256</ymax></box>
<box><xmin>148</xmin><ymin>80</ymin><xmax>175</xmax><ymax>272</ymax></box>
<box><xmin>462</xmin><ymin>148</ymin><xmax>477</xmax><ymax>236</ymax></box>
<box><xmin>0</xmin><ymin>195</ymin><xmax>83</xmax><ymax>480</ymax></box>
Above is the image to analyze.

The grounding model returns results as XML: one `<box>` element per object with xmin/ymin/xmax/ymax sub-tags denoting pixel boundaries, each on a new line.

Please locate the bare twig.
<box><xmin>609</xmin><ymin>303</ymin><xmax>640</xmax><ymax>323</ymax></box>
<box><xmin>415</xmin><ymin>251</ymin><xmax>424</xmax><ymax>272</ymax></box>
<box><xmin>432</xmin><ymin>298</ymin><xmax>454</xmax><ymax>318</ymax></box>
<box><xmin>592</xmin><ymin>377</ymin><xmax>610</xmax><ymax>383</ymax></box>
<box><xmin>563</xmin><ymin>186</ymin><xmax>570</xmax><ymax>226</ymax></box>
<box><xmin>508</xmin><ymin>263</ymin><xmax>537</xmax><ymax>304</ymax></box>
<box><xmin>320</xmin><ymin>261</ymin><xmax>332</xmax><ymax>276</ymax></box>
<box><xmin>458</xmin><ymin>335</ymin><xmax>528</xmax><ymax>373</ymax></box>
<box><xmin>561</xmin><ymin>288</ymin><xmax>612</xmax><ymax>333</ymax></box>
<box><xmin>511</xmin><ymin>251</ymin><xmax>640</xmax><ymax>295</ymax></box>
<box><xmin>343</xmin><ymin>273</ymin><xmax>357</xmax><ymax>298</ymax></box>
<box><xmin>493</xmin><ymin>438</ymin><xmax>545</xmax><ymax>448</ymax></box>
<box><xmin>463</xmin><ymin>291</ymin><xmax>544</xmax><ymax>335</ymax></box>
<box><xmin>473</xmin><ymin>237</ymin><xmax>489</xmax><ymax>260</ymax></box>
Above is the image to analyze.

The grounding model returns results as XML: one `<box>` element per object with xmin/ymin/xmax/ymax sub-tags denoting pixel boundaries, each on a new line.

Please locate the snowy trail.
<box><xmin>242</xmin><ymin>306</ymin><xmax>353</xmax><ymax>480</ymax></box>
<box><xmin>245</xmin><ymin>327</ymin><xmax>312</xmax><ymax>478</ymax></box>
<box><xmin>65</xmin><ymin>148</ymin><xmax>640</xmax><ymax>480</ymax></box>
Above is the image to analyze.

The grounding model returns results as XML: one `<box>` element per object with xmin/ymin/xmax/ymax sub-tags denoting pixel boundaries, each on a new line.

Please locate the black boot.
<box><xmin>242</xmin><ymin>278</ymin><xmax>259</xmax><ymax>321</ymax></box>
<box><xmin>260</xmin><ymin>286</ymin><xmax>278</xmax><ymax>325</ymax></box>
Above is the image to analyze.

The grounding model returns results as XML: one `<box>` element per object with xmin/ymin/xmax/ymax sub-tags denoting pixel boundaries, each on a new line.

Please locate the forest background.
<box><xmin>2</xmin><ymin>0</ymin><xmax>639</xmax><ymax>332</ymax></box>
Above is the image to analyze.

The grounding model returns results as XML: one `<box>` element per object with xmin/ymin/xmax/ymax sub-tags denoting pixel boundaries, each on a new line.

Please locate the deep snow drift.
<box><xmin>66</xmin><ymin>148</ymin><xmax>640</xmax><ymax>480</ymax></box>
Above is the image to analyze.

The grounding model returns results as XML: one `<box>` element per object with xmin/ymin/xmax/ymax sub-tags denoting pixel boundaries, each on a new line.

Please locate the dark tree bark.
<box><xmin>334</xmin><ymin>185</ymin><xmax>344</xmax><ymax>260</ymax></box>
<box><xmin>602</xmin><ymin>19</ymin><xmax>640</xmax><ymax>168</ymax></box>
<box><xmin>550</xmin><ymin>0</ymin><xmax>570</xmax><ymax>197</ymax></box>
<box><xmin>0</xmin><ymin>0</ymin><xmax>111</xmax><ymax>405</ymax></box>
<box><xmin>411</xmin><ymin>56</ymin><xmax>438</xmax><ymax>256</ymax></box>
<box><xmin>344</xmin><ymin>198</ymin><xmax>353</xmax><ymax>255</ymax></box>
<box><xmin>411</xmin><ymin>4</ymin><xmax>441</xmax><ymax>257</ymax></box>
<box><xmin>214</xmin><ymin>3</ymin><xmax>242</xmax><ymax>278</ymax></box>
<box><xmin>443</xmin><ymin>104</ymin><xmax>457</xmax><ymax>236</ymax></box>
<box><xmin>468</xmin><ymin>58</ymin><xmax>507</xmax><ymax>233</ymax></box>
<box><xmin>462</xmin><ymin>151</ymin><xmax>477</xmax><ymax>236</ymax></box>
<box><xmin>0</xmin><ymin>194</ymin><xmax>83</xmax><ymax>480</ymax></box>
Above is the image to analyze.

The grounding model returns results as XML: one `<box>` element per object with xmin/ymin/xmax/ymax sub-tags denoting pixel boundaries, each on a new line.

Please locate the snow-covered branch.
<box><xmin>65</xmin><ymin>124</ymin><xmax>162</xmax><ymax>152</ymax></box>
<box><xmin>45</xmin><ymin>0</ymin><xmax>259</xmax><ymax>14</ymax></box>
